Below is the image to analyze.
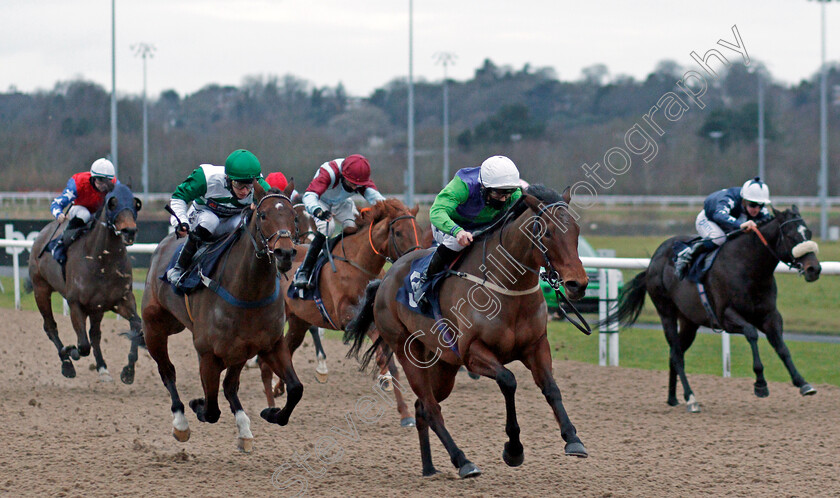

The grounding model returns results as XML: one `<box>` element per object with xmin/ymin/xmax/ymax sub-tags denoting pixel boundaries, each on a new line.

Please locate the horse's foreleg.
<box><xmin>190</xmin><ymin>352</ymin><xmax>224</xmax><ymax>423</ymax></box>
<box><xmin>222</xmin><ymin>364</ymin><xmax>253</xmax><ymax>452</ymax></box>
<box><xmin>722</xmin><ymin>307</ymin><xmax>768</xmax><ymax>398</ymax></box>
<box><xmin>67</xmin><ymin>302</ymin><xmax>91</xmax><ymax>358</ymax></box>
<box><xmin>33</xmin><ymin>280</ymin><xmax>74</xmax><ymax>378</ymax></box>
<box><xmin>259</xmin><ymin>339</ymin><xmax>303</xmax><ymax>426</ymax></box>
<box><xmin>114</xmin><ymin>294</ymin><xmax>143</xmax><ymax>385</ymax></box>
<box><xmin>762</xmin><ymin>310</ymin><xmax>815</xmax><ymax>396</ymax></box>
<box><xmin>387</xmin><ymin>359</ymin><xmax>415</xmax><ymax>427</ymax></box>
<box><xmin>464</xmin><ymin>339</ymin><xmax>523</xmax><ymax>467</ymax></box>
<box><xmin>522</xmin><ymin>335</ymin><xmax>587</xmax><ymax>458</ymax></box>
<box><xmin>310</xmin><ymin>326</ymin><xmax>329</xmax><ymax>383</ymax></box>
<box><xmin>144</xmin><ymin>311</ymin><xmax>190</xmax><ymax>442</ymax></box>
<box><xmin>88</xmin><ymin>313</ymin><xmax>113</xmax><ymax>382</ymax></box>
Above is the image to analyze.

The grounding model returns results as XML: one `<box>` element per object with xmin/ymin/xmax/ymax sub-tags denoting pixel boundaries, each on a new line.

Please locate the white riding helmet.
<box><xmin>90</xmin><ymin>158</ymin><xmax>116</xmax><ymax>179</ymax></box>
<box><xmin>741</xmin><ymin>177</ymin><xmax>771</xmax><ymax>205</ymax></box>
<box><xmin>479</xmin><ymin>155</ymin><xmax>520</xmax><ymax>189</ymax></box>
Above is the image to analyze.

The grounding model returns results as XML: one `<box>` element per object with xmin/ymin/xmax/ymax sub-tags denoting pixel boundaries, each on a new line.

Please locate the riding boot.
<box><xmin>51</xmin><ymin>217</ymin><xmax>87</xmax><ymax>262</ymax></box>
<box><xmin>412</xmin><ymin>245</ymin><xmax>458</xmax><ymax>304</ymax></box>
<box><xmin>674</xmin><ymin>239</ymin><xmax>717</xmax><ymax>280</ymax></box>
<box><xmin>166</xmin><ymin>233</ymin><xmax>200</xmax><ymax>286</ymax></box>
<box><xmin>293</xmin><ymin>232</ymin><xmax>326</xmax><ymax>289</ymax></box>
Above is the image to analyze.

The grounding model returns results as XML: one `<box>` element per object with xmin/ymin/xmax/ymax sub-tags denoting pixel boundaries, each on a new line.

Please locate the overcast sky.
<box><xmin>3</xmin><ymin>0</ymin><xmax>839</xmax><ymax>99</ymax></box>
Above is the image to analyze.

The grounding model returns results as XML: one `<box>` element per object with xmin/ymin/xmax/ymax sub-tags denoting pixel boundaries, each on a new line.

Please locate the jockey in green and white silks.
<box><xmin>165</xmin><ymin>149</ymin><xmax>271</xmax><ymax>285</ymax></box>
<box><xmin>674</xmin><ymin>177</ymin><xmax>773</xmax><ymax>280</ymax></box>
<box><xmin>412</xmin><ymin>155</ymin><xmax>522</xmax><ymax>303</ymax></box>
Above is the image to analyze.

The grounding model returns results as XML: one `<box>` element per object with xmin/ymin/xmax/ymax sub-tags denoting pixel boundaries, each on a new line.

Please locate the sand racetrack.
<box><xmin>0</xmin><ymin>307</ymin><xmax>838</xmax><ymax>497</ymax></box>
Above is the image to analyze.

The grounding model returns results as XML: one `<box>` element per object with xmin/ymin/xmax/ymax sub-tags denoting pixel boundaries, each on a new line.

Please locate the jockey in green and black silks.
<box><xmin>165</xmin><ymin>149</ymin><xmax>271</xmax><ymax>285</ymax></box>
<box><xmin>412</xmin><ymin>155</ymin><xmax>522</xmax><ymax>303</ymax></box>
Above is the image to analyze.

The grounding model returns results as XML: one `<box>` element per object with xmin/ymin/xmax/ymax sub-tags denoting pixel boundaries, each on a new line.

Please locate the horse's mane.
<box><xmin>355</xmin><ymin>198</ymin><xmax>407</xmax><ymax>226</ymax></box>
<box><xmin>473</xmin><ymin>183</ymin><xmax>562</xmax><ymax>240</ymax></box>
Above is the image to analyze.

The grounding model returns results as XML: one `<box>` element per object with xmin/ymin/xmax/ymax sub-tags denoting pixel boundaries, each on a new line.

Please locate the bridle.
<box><xmin>748</xmin><ymin>215</ymin><xmax>815</xmax><ymax>273</ymax></box>
<box><xmin>247</xmin><ymin>193</ymin><xmax>295</xmax><ymax>264</ymax></box>
<box><xmin>368</xmin><ymin>213</ymin><xmax>421</xmax><ymax>263</ymax></box>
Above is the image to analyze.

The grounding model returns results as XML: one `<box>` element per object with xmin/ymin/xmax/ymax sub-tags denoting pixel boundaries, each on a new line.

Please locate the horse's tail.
<box><xmin>23</xmin><ymin>277</ymin><xmax>33</xmax><ymax>294</ymax></box>
<box><xmin>344</xmin><ymin>279</ymin><xmax>381</xmax><ymax>365</ymax></box>
<box><xmin>598</xmin><ymin>271</ymin><xmax>648</xmax><ymax>329</ymax></box>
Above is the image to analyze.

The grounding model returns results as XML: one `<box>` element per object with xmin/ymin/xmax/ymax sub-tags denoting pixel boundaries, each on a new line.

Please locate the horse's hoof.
<box><xmin>98</xmin><ymin>369</ymin><xmax>114</xmax><ymax>383</ymax></box>
<box><xmin>172</xmin><ymin>427</ymin><xmax>191</xmax><ymax>442</ymax></box>
<box><xmin>260</xmin><ymin>407</ymin><xmax>279</xmax><ymax>423</ymax></box>
<box><xmin>502</xmin><ymin>447</ymin><xmax>524</xmax><ymax>467</ymax></box>
<box><xmin>468</xmin><ymin>372</ymin><xmax>481</xmax><ymax>380</ymax></box>
<box><xmin>422</xmin><ymin>467</ymin><xmax>440</xmax><ymax>477</ymax></box>
<box><xmin>378</xmin><ymin>374</ymin><xmax>393</xmax><ymax>392</ymax></box>
<box><xmin>315</xmin><ymin>371</ymin><xmax>329</xmax><ymax>384</ymax></box>
<box><xmin>800</xmin><ymin>384</ymin><xmax>817</xmax><ymax>396</ymax></box>
<box><xmin>238</xmin><ymin>437</ymin><xmax>254</xmax><ymax>453</ymax></box>
<box><xmin>400</xmin><ymin>417</ymin><xmax>416</xmax><ymax>428</ymax></box>
<box><xmin>686</xmin><ymin>394</ymin><xmax>701</xmax><ymax>413</ymax></box>
<box><xmin>564</xmin><ymin>442</ymin><xmax>588</xmax><ymax>458</ymax></box>
<box><xmin>61</xmin><ymin>360</ymin><xmax>76</xmax><ymax>378</ymax></box>
<box><xmin>754</xmin><ymin>385</ymin><xmax>770</xmax><ymax>398</ymax></box>
<box><xmin>667</xmin><ymin>398</ymin><xmax>679</xmax><ymax>407</ymax></box>
<box><xmin>120</xmin><ymin>365</ymin><xmax>135</xmax><ymax>385</ymax></box>
<box><xmin>458</xmin><ymin>462</ymin><xmax>482</xmax><ymax>479</ymax></box>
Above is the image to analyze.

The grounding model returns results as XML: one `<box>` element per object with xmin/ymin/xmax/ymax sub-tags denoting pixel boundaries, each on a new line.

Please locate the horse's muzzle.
<box><xmin>803</xmin><ymin>263</ymin><xmax>821</xmax><ymax>282</ymax></box>
<box><xmin>275</xmin><ymin>248</ymin><xmax>296</xmax><ymax>273</ymax></box>
<box><xmin>120</xmin><ymin>228</ymin><xmax>137</xmax><ymax>246</ymax></box>
<box><xmin>563</xmin><ymin>280</ymin><xmax>587</xmax><ymax>301</ymax></box>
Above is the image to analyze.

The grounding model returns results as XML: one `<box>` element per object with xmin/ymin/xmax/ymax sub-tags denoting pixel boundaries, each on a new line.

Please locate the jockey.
<box><xmin>165</xmin><ymin>149</ymin><xmax>271</xmax><ymax>285</ymax></box>
<box><xmin>293</xmin><ymin>154</ymin><xmax>386</xmax><ymax>289</ymax></box>
<box><xmin>674</xmin><ymin>177</ymin><xmax>772</xmax><ymax>280</ymax></box>
<box><xmin>265</xmin><ymin>171</ymin><xmax>302</xmax><ymax>203</ymax></box>
<box><xmin>49</xmin><ymin>158</ymin><xmax>118</xmax><ymax>258</ymax></box>
<box><xmin>412</xmin><ymin>155</ymin><xmax>522</xmax><ymax>303</ymax></box>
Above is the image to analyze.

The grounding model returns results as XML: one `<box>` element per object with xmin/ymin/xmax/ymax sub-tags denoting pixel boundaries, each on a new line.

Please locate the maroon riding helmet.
<box><xmin>341</xmin><ymin>155</ymin><xmax>376</xmax><ymax>189</ymax></box>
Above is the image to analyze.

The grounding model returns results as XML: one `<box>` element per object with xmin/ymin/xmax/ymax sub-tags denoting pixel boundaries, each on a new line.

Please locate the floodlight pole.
<box><xmin>406</xmin><ymin>0</ymin><xmax>415</xmax><ymax>206</ymax></box>
<box><xmin>110</xmin><ymin>0</ymin><xmax>118</xmax><ymax>176</ymax></box>
<box><xmin>434</xmin><ymin>52</ymin><xmax>456</xmax><ymax>188</ymax></box>
<box><xmin>133</xmin><ymin>43</ymin><xmax>155</xmax><ymax>200</ymax></box>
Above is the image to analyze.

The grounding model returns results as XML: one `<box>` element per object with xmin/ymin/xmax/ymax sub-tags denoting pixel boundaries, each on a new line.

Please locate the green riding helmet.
<box><xmin>225</xmin><ymin>149</ymin><xmax>261</xmax><ymax>181</ymax></box>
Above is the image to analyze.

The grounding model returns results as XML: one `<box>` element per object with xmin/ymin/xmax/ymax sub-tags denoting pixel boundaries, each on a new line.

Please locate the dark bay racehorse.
<box><xmin>142</xmin><ymin>183</ymin><xmax>299</xmax><ymax>452</ymax></box>
<box><xmin>607</xmin><ymin>206</ymin><xmax>821</xmax><ymax>412</ymax></box>
<box><xmin>260</xmin><ymin>198</ymin><xmax>422</xmax><ymax>426</ymax></box>
<box><xmin>346</xmin><ymin>185</ymin><xmax>590</xmax><ymax>478</ymax></box>
<box><xmin>28</xmin><ymin>183</ymin><xmax>143</xmax><ymax>383</ymax></box>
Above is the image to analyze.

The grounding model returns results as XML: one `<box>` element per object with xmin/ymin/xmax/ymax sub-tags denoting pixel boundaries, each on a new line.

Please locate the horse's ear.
<box><xmin>134</xmin><ymin>197</ymin><xmax>143</xmax><ymax>212</ymax></box>
<box><xmin>411</xmin><ymin>204</ymin><xmax>419</xmax><ymax>216</ymax></box>
<box><xmin>522</xmin><ymin>193</ymin><xmax>541</xmax><ymax>212</ymax></box>
<box><xmin>107</xmin><ymin>196</ymin><xmax>118</xmax><ymax>211</ymax></box>
<box><xmin>791</xmin><ymin>204</ymin><xmax>800</xmax><ymax>214</ymax></box>
<box><xmin>772</xmin><ymin>206</ymin><xmax>781</xmax><ymax>218</ymax></box>
<box><xmin>561</xmin><ymin>186</ymin><xmax>572</xmax><ymax>204</ymax></box>
<box><xmin>253</xmin><ymin>181</ymin><xmax>266</xmax><ymax>201</ymax></box>
<box><xmin>283</xmin><ymin>177</ymin><xmax>295</xmax><ymax>198</ymax></box>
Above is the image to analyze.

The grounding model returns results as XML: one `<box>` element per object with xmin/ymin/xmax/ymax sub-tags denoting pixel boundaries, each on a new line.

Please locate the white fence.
<box><xmin>2</xmin><ymin>238</ymin><xmax>838</xmax><ymax>377</ymax></box>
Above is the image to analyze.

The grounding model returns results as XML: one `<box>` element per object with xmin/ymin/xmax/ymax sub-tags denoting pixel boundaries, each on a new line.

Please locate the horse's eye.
<box><xmin>258</xmin><ymin>212</ymin><xmax>266</xmax><ymax>220</ymax></box>
<box><xmin>545</xmin><ymin>229</ymin><xmax>553</xmax><ymax>238</ymax></box>
<box><xmin>395</xmin><ymin>230</ymin><xmax>402</xmax><ymax>237</ymax></box>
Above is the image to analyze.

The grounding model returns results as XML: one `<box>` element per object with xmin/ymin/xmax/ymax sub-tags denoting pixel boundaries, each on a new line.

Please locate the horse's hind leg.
<box><xmin>676</xmin><ymin>316</ymin><xmax>700</xmax><ymax>411</ymax></box>
<box><xmin>522</xmin><ymin>335</ymin><xmax>588</xmax><ymax>458</ymax></box>
<box><xmin>32</xmin><ymin>278</ymin><xmax>74</xmax><ymax>378</ymax></box>
<box><xmin>397</xmin><ymin>339</ymin><xmax>478</xmax><ymax>478</ymax></box>
<box><xmin>721</xmin><ymin>307</ymin><xmax>768</xmax><ymax>397</ymax></box>
<box><xmin>144</xmin><ymin>305</ymin><xmax>190</xmax><ymax>441</ymax></box>
<box><xmin>190</xmin><ymin>352</ymin><xmax>224</xmax><ymax>423</ymax></box>
<box><xmin>309</xmin><ymin>326</ymin><xmax>329</xmax><ymax>383</ymax></box>
<box><xmin>762</xmin><ymin>310</ymin><xmax>815</xmax><ymax>395</ymax></box>
<box><xmin>221</xmin><ymin>364</ymin><xmax>253</xmax><ymax>452</ymax></box>
<box><xmin>656</xmin><ymin>302</ymin><xmax>697</xmax><ymax>411</ymax></box>
<box><xmin>114</xmin><ymin>294</ymin><xmax>143</xmax><ymax>385</ymax></box>
<box><xmin>259</xmin><ymin>338</ymin><xmax>303</xmax><ymax>426</ymax></box>
<box><xmin>463</xmin><ymin>339</ymin><xmax>524</xmax><ymax>467</ymax></box>
<box><xmin>87</xmin><ymin>312</ymin><xmax>113</xmax><ymax>382</ymax></box>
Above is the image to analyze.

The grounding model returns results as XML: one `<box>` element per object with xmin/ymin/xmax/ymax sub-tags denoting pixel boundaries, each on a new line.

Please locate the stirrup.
<box><xmin>166</xmin><ymin>267</ymin><xmax>185</xmax><ymax>286</ymax></box>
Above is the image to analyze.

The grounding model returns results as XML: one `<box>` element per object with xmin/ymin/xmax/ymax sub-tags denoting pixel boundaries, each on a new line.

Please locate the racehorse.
<box><xmin>259</xmin><ymin>198</ymin><xmax>422</xmax><ymax>426</ymax></box>
<box><xmin>141</xmin><ymin>183</ymin><xmax>299</xmax><ymax>452</ymax></box>
<box><xmin>605</xmin><ymin>205</ymin><xmax>821</xmax><ymax>412</ymax></box>
<box><xmin>28</xmin><ymin>183</ymin><xmax>143</xmax><ymax>383</ymax></box>
<box><xmin>346</xmin><ymin>185</ymin><xmax>590</xmax><ymax>478</ymax></box>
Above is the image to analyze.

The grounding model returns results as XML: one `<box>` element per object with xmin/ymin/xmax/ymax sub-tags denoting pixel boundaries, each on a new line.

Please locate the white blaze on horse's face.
<box><xmin>797</xmin><ymin>225</ymin><xmax>808</xmax><ymax>241</ymax></box>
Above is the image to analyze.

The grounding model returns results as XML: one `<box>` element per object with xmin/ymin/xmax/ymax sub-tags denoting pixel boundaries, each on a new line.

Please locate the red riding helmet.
<box><xmin>265</xmin><ymin>172</ymin><xmax>288</xmax><ymax>191</ymax></box>
<box><xmin>341</xmin><ymin>154</ymin><xmax>376</xmax><ymax>188</ymax></box>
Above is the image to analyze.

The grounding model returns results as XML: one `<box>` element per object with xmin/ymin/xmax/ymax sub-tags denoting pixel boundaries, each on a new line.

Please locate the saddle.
<box><xmin>45</xmin><ymin>220</ymin><xmax>93</xmax><ymax>266</ymax></box>
<box><xmin>672</xmin><ymin>238</ymin><xmax>721</xmax><ymax>283</ymax></box>
<box><xmin>161</xmin><ymin>231</ymin><xmax>241</xmax><ymax>294</ymax></box>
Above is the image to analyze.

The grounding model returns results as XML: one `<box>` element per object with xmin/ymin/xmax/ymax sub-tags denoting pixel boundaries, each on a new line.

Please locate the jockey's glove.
<box><xmin>313</xmin><ymin>208</ymin><xmax>332</xmax><ymax>221</ymax></box>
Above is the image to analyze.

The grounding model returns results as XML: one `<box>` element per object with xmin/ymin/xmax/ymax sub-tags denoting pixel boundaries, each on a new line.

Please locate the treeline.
<box><xmin>1</xmin><ymin>59</ymin><xmax>838</xmax><ymax>197</ymax></box>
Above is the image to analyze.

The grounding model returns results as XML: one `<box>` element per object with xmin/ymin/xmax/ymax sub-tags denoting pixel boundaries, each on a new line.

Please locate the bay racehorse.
<box><xmin>28</xmin><ymin>183</ymin><xmax>143</xmax><ymax>383</ymax></box>
<box><xmin>260</xmin><ymin>198</ymin><xmax>422</xmax><ymax>426</ymax></box>
<box><xmin>606</xmin><ymin>205</ymin><xmax>821</xmax><ymax>412</ymax></box>
<box><xmin>142</xmin><ymin>183</ymin><xmax>299</xmax><ymax>452</ymax></box>
<box><xmin>346</xmin><ymin>185</ymin><xmax>590</xmax><ymax>478</ymax></box>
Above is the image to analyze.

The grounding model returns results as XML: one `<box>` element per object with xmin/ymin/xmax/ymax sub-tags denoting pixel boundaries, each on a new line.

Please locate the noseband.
<box><xmin>369</xmin><ymin>213</ymin><xmax>421</xmax><ymax>263</ymax></box>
